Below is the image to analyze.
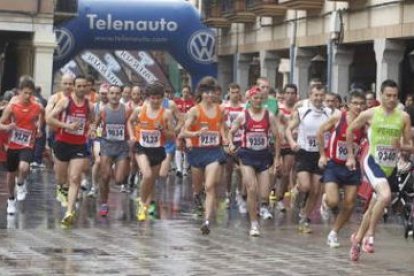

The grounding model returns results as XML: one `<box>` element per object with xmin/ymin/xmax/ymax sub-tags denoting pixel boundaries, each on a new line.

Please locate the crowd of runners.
<box><xmin>0</xmin><ymin>73</ymin><xmax>413</xmax><ymax>262</ymax></box>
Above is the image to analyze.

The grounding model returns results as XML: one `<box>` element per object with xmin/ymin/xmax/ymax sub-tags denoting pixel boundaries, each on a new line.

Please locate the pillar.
<box><xmin>259</xmin><ymin>50</ymin><xmax>280</xmax><ymax>88</ymax></box>
<box><xmin>374</xmin><ymin>39</ymin><xmax>405</xmax><ymax>94</ymax></box>
<box><xmin>234</xmin><ymin>53</ymin><xmax>251</xmax><ymax>92</ymax></box>
<box><xmin>32</xmin><ymin>24</ymin><xmax>56</xmax><ymax>98</ymax></box>
<box><xmin>331</xmin><ymin>46</ymin><xmax>354</xmax><ymax>98</ymax></box>
<box><xmin>293</xmin><ymin>48</ymin><xmax>313</xmax><ymax>99</ymax></box>
<box><xmin>217</xmin><ymin>55</ymin><xmax>233</xmax><ymax>93</ymax></box>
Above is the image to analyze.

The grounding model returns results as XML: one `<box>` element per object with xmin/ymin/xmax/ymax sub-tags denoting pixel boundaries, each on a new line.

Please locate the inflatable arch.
<box><xmin>53</xmin><ymin>0</ymin><xmax>217</xmax><ymax>87</ymax></box>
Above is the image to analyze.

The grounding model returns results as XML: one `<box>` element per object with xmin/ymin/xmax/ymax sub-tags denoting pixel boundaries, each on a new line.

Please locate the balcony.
<box><xmin>279</xmin><ymin>0</ymin><xmax>324</xmax><ymax>10</ymax></box>
<box><xmin>223</xmin><ymin>0</ymin><xmax>256</xmax><ymax>24</ymax></box>
<box><xmin>54</xmin><ymin>0</ymin><xmax>78</xmax><ymax>24</ymax></box>
<box><xmin>246</xmin><ymin>0</ymin><xmax>286</xmax><ymax>17</ymax></box>
<box><xmin>203</xmin><ymin>2</ymin><xmax>232</xmax><ymax>29</ymax></box>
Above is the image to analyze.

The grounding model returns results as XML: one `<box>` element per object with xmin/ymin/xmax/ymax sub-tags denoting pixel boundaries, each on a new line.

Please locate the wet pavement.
<box><xmin>0</xmin><ymin>167</ymin><xmax>413</xmax><ymax>275</ymax></box>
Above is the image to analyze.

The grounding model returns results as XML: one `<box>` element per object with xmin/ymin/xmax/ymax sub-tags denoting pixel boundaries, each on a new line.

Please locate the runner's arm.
<box><xmin>399</xmin><ymin>112</ymin><xmax>413</xmax><ymax>152</ymax></box>
<box><xmin>285</xmin><ymin>110</ymin><xmax>300</xmax><ymax>149</ymax></box>
<box><xmin>181</xmin><ymin>107</ymin><xmax>200</xmax><ymax>138</ymax></box>
<box><xmin>163</xmin><ymin>109</ymin><xmax>176</xmax><ymax>140</ymax></box>
<box><xmin>0</xmin><ymin>104</ymin><xmax>13</xmax><ymax>131</ymax></box>
<box><xmin>220</xmin><ymin>106</ymin><xmax>229</xmax><ymax>145</ymax></box>
<box><xmin>228</xmin><ymin>112</ymin><xmax>244</xmax><ymax>147</ymax></box>
<box><xmin>316</xmin><ymin>114</ymin><xmax>340</xmax><ymax>157</ymax></box>
<box><xmin>45</xmin><ymin>98</ymin><xmax>71</xmax><ymax>130</ymax></box>
<box><xmin>270</xmin><ymin>113</ymin><xmax>282</xmax><ymax>161</ymax></box>
<box><xmin>127</xmin><ymin>107</ymin><xmax>140</xmax><ymax>141</ymax></box>
<box><xmin>346</xmin><ymin>109</ymin><xmax>373</xmax><ymax>160</ymax></box>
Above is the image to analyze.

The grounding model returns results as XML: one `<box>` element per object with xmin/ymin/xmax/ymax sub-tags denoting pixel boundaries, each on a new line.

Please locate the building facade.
<box><xmin>0</xmin><ymin>0</ymin><xmax>76</xmax><ymax>97</ymax></box>
<box><xmin>202</xmin><ymin>0</ymin><xmax>414</xmax><ymax>100</ymax></box>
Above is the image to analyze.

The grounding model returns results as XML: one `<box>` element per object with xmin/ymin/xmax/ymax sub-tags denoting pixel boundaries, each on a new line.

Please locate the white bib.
<box><xmin>139</xmin><ymin>129</ymin><xmax>161</xmax><ymax>148</ymax></box>
<box><xmin>10</xmin><ymin>127</ymin><xmax>32</xmax><ymax>147</ymax></box>
<box><xmin>106</xmin><ymin>124</ymin><xmax>125</xmax><ymax>141</ymax></box>
<box><xmin>199</xmin><ymin>131</ymin><xmax>220</xmax><ymax>147</ymax></box>
<box><xmin>65</xmin><ymin>116</ymin><xmax>86</xmax><ymax>136</ymax></box>
<box><xmin>375</xmin><ymin>145</ymin><xmax>398</xmax><ymax>167</ymax></box>
<box><xmin>246</xmin><ymin>132</ymin><xmax>268</xmax><ymax>151</ymax></box>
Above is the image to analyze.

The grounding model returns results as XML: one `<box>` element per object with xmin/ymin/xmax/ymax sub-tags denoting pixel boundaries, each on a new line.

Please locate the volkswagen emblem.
<box><xmin>54</xmin><ymin>28</ymin><xmax>75</xmax><ymax>60</ymax></box>
<box><xmin>187</xmin><ymin>30</ymin><xmax>215</xmax><ymax>64</ymax></box>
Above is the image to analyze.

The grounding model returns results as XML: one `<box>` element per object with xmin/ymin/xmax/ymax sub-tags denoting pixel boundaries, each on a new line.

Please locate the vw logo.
<box><xmin>54</xmin><ymin>28</ymin><xmax>74</xmax><ymax>60</ymax></box>
<box><xmin>187</xmin><ymin>30</ymin><xmax>215</xmax><ymax>64</ymax></box>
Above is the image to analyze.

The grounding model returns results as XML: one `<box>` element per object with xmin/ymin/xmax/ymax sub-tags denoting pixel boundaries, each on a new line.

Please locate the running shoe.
<box><xmin>193</xmin><ymin>194</ymin><xmax>204</xmax><ymax>217</ymax></box>
<box><xmin>80</xmin><ymin>179</ymin><xmax>89</xmax><ymax>191</ymax></box>
<box><xmin>148</xmin><ymin>201</ymin><xmax>157</xmax><ymax>217</ymax></box>
<box><xmin>249</xmin><ymin>225</ymin><xmax>260</xmax><ymax>237</ymax></box>
<box><xmin>87</xmin><ymin>186</ymin><xmax>97</xmax><ymax>198</ymax></box>
<box><xmin>259</xmin><ymin>206</ymin><xmax>273</xmax><ymax>220</ymax></box>
<box><xmin>56</xmin><ymin>186</ymin><xmax>68</xmax><ymax>207</ymax></box>
<box><xmin>320</xmin><ymin>193</ymin><xmax>330</xmax><ymax>222</ymax></box>
<box><xmin>276</xmin><ymin>201</ymin><xmax>286</xmax><ymax>213</ymax></box>
<box><xmin>176</xmin><ymin>171</ymin><xmax>183</xmax><ymax>178</ymax></box>
<box><xmin>224</xmin><ymin>197</ymin><xmax>231</xmax><ymax>209</ymax></box>
<box><xmin>61</xmin><ymin>211</ymin><xmax>76</xmax><ymax>227</ymax></box>
<box><xmin>120</xmin><ymin>184</ymin><xmax>130</xmax><ymax>193</ymax></box>
<box><xmin>7</xmin><ymin>199</ymin><xmax>16</xmax><ymax>215</ymax></box>
<box><xmin>16</xmin><ymin>183</ymin><xmax>27</xmax><ymax>201</ymax></box>
<box><xmin>99</xmin><ymin>204</ymin><xmax>109</xmax><ymax>217</ymax></box>
<box><xmin>237</xmin><ymin>196</ymin><xmax>247</xmax><ymax>214</ymax></box>
<box><xmin>362</xmin><ymin>236</ymin><xmax>375</xmax><ymax>253</ymax></box>
<box><xmin>298</xmin><ymin>217</ymin><xmax>312</xmax><ymax>233</ymax></box>
<box><xmin>269</xmin><ymin>190</ymin><xmax>277</xmax><ymax>202</ymax></box>
<box><xmin>136</xmin><ymin>199</ymin><xmax>147</xmax><ymax>221</ymax></box>
<box><xmin>327</xmin><ymin>232</ymin><xmax>340</xmax><ymax>248</ymax></box>
<box><xmin>350</xmin><ymin>242</ymin><xmax>361</xmax><ymax>261</ymax></box>
<box><xmin>200</xmin><ymin>221</ymin><xmax>210</xmax><ymax>235</ymax></box>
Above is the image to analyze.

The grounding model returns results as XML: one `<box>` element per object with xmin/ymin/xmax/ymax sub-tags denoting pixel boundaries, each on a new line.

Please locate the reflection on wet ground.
<box><xmin>0</xmin><ymin>168</ymin><xmax>413</xmax><ymax>275</ymax></box>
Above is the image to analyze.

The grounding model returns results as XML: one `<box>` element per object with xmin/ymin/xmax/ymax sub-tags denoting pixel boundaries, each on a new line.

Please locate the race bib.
<box><xmin>246</xmin><ymin>132</ymin><xmax>268</xmax><ymax>151</ymax></box>
<box><xmin>199</xmin><ymin>131</ymin><xmax>220</xmax><ymax>147</ymax></box>
<box><xmin>10</xmin><ymin>127</ymin><xmax>32</xmax><ymax>147</ymax></box>
<box><xmin>139</xmin><ymin>129</ymin><xmax>161</xmax><ymax>148</ymax></box>
<box><xmin>306</xmin><ymin>135</ymin><xmax>317</xmax><ymax>150</ymax></box>
<box><xmin>336</xmin><ymin>141</ymin><xmax>359</xmax><ymax>161</ymax></box>
<box><xmin>106</xmin><ymin>124</ymin><xmax>125</xmax><ymax>141</ymax></box>
<box><xmin>375</xmin><ymin>145</ymin><xmax>398</xmax><ymax>167</ymax></box>
<box><xmin>65</xmin><ymin>116</ymin><xmax>86</xmax><ymax>136</ymax></box>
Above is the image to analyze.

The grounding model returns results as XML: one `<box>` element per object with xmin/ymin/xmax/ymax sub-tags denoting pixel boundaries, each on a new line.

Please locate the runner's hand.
<box><xmin>67</xmin><ymin>121</ymin><xmax>80</xmax><ymax>131</ymax></box>
<box><xmin>5</xmin><ymin>122</ymin><xmax>16</xmax><ymax>132</ymax></box>
<box><xmin>318</xmin><ymin>155</ymin><xmax>328</xmax><ymax>169</ymax></box>
<box><xmin>346</xmin><ymin>157</ymin><xmax>357</xmax><ymax>171</ymax></box>
<box><xmin>290</xmin><ymin>142</ymin><xmax>300</xmax><ymax>152</ymax></box>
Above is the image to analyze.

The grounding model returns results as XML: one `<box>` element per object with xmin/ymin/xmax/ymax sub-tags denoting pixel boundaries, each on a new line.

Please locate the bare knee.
<box><xmin>69</xmin><ymin>174</ymin><xmax>81</xmax><ymax>185</ymax></box>
<box><xmin>326</xmin><ymin>197</ymin><xmax>340</xmax><ymax>209</ymax></box>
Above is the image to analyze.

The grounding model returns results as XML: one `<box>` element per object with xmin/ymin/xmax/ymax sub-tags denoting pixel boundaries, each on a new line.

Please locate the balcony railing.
<box><xmin>203</xmin><ymin>1</ymin><xmax>232</xmax><ymax>29</ymax></box>
<box><xmin>223</xmin><ymin>0</ymin><xmax>256</xmax><ymax>24</ymax></box>
<box><xmin>278</xmin><ymin>0</ymin><xmax>324</xmax><ymax>10</ymax></box>
<box><xmin>54</xmin><ymin>0</ymin><xmax>78</xmax><ymax>24</ymax></box>
<box><xmin>246</xmin><ymin>0</ymin><xmax>286</xmax><ymax>17</ymax></box>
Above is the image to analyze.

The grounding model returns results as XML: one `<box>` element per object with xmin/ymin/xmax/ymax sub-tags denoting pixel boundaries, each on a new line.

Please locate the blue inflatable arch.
<box><xmin>53</xmin><ymin>0</ymin><xmax>217</xmax><ymax>87</ymax></box>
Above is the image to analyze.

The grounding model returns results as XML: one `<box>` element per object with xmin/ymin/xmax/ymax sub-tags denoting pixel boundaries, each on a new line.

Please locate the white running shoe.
<box><xmin>276</xmin><ymin>201</ymin><xmax>286</xmax><ymax>212</ymax></box>
<box><xmin>81</xmin><ymin>179</ymin><xmax>89</xmax><ymax>191</ymax></box>
<box><xmin>237</xmin><ymin>197</ymin><xmax>247</xmax><ymax>214</ymax></box>
<box><xmin>7</xmin><ymin>199</ymin><xmax>16</xmax><ymax>215</ymax></box>
<box><xmin>327</xmin><ymin>232</ymin><xmax>340</xmax><ymax>248</ymax></box>
<box><xmin>259</xmin><ymin>206</ymin><xmax>273</xmax><ymax>220</ymax></box>
<box><xmin>120</xmin><ymin>184</ymin><xmax>130</xmax><ymax>193</ymax></box>
<box><xmin>320</xmin><ymin>193</ymin><xmax>330</xmax><ymax>222</ymax></box>
<box><xmin>87</xmin><ymin>186</ymin><xmax>97</xmax><ymax>198</ymax></box>
<box><xmin>249</xmin><ymin>225</ymin><xmax>260</xmax><ymax>237</ymax></box>
<box><xmin>16</xmin><ymin>184</ymin><xmax>27</xmax><ymax>201</ymax></box>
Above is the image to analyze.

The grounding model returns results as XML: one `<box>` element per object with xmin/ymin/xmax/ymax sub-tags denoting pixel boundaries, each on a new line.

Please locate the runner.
<box><xmin>45</xmin><ymin>74</ymin><xmax>75</xmax><ymax>206</ymax></box>
<box><xmin>93</xmin><ymin>84</ymin><xmax>131</xmax><ymax>216</ymax></box>
<box><xmin>229</xmin><ymin>86</ymin><xmax>281</xmax><ymax>236</ymax></box>
<box><xmin>222</xmin><ymin>83</ymin><xmax>244</xmax><ymax>208</ymax></box>
<box><xmin>181</xmin><ymin>82</ymin><xmax>227</xmax><ymax>235</ymax></box>
<box><xmin>316</xmin><ymin>90</ymin><xmax>366</xmax><ymax>247</ymax></box>
<box><xmin>88</xmin><ymin>83</ymin><xmax>109</xmax><ymax>197</ymax></box>
<box><xmin>46</xmin><ymin>75</ymin><xmax>94</xmax><ymax>226</ymax></box>
<box><xmin>0</xmin><ymin>78</ymin><xmax>44</xmax><ymax>214</ymax></box>
<box><xmin>346</xmin><ymin>80</ymin><xmax>412</xmax><ymax>261</ymax></box>
<box><xmin>120</xmin><ymin>84</ymin><xmax>132</xmax><ymax>104</ymax></box>
<box><xmin>286</xmin><ymin>83</ymin><xmax>333</xmax><ymax>233</ymax></box>
<box><xmin>174</xmin><ymin>85</ymin><xmax>195</xmax><ymax>177</ymax></box>
<box><xmin>127</xmin><ymin>82</ymin><xmax>175</xmax><ymax>221</ymax></box>
<box><xmin>272</xmin><ymin>84</ymin><xmax>298</xmax><ymax>212</ymax></box>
